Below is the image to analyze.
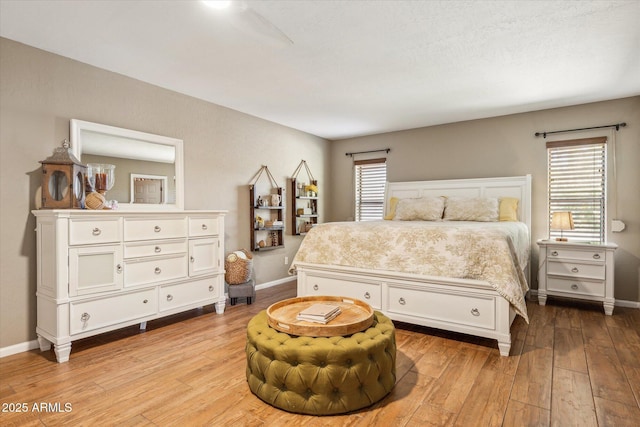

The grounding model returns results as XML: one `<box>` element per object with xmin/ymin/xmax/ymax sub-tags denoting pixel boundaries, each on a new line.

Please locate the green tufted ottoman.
<box><xmin>245</xmin><ymin>310</ymin><xmax>396</xmax><ymax>415</ymax></box>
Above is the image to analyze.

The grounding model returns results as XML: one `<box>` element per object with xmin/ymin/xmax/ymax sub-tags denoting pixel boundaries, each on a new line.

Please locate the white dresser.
<box><xmin>537</xmin><ymin>239</ymin><xmax>617</xmax><ymax>315</ymax></box>
<box><xmin>33</xmin><ymin>209</ymin><xmax>226</xmax><ymax>362</ymax></box>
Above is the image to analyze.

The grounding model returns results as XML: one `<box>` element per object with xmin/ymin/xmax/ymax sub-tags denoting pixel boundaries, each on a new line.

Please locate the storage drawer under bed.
<box><xmin>303</xmin><ymin>275</ymin><xmax>381</xmax><ymax>309</ymax></box>
<box><xmin>386</xmin><ymin>284</ymin><xmax>496</xmax><ymax>330</ymax></box>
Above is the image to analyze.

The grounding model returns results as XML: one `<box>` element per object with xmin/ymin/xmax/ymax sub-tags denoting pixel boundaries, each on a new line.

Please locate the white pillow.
<box><xmin>393</xmin><ymin>196</ymin><xmax>445</xmax><ymax>221</ymax></box>
<box><xmin>443</xmin><ymin>197</ymin><xmax>499</xmax><ymax>221</ymax></box>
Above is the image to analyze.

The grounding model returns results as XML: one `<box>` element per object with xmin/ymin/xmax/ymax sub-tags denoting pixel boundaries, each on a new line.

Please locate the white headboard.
<box><xmin>385</xmin><ymin>175</ymin><xmax>532</xmax><ymax>231</ymax></box>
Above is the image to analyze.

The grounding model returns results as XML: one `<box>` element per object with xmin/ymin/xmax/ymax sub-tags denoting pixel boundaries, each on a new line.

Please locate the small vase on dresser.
<box><xmin>32</xmin><ymin>209</ymin><xmax>226</xmax><ymax>362</ymax></box>
<box><xmin>537</xmin><ymin>239</ymin><xmax>617</xmax><ymax>315</ymax></box>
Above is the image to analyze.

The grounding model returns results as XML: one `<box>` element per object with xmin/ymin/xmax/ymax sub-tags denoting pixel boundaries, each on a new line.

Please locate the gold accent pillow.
<box><xmin>384</xmin><ymin>197</ymin><xmax>400</xmax><ymax>220</ymax></box>
<box><xmin>499</xmin><ymin>197</ymin><xmax>519</xmax><ymax>221</ymax></box>
<box><xmin>393</xmin><ymin>196</ymin><xmax>445</xmax><ymax>221</ymax></box>
<box><xmin>443</xmin><ymin>197</ymin><xmax>499</xmax><ymax>221</ymax></box>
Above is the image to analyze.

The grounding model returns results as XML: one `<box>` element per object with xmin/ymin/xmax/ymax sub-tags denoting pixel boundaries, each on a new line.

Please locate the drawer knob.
<box><xmin>201</xmin><ymin>224</ymin><xmax>208</xmax><ymax>230</ymax></box>
<box><xmin>313</xmin><ymin>284</ymin><xmax>319</xmax><ymax>291</ymax></box>
<box><xmin>209</xmin><ymin>285</ymin><xmax>214</xmax><ymax>292</ymax></box>
<box><xmin>155</xmin><ymin>246</ymin><xmax>161</xmax><ymax>253</ymax></box>
<box><xmin>399</xmin><ymin>297</ymin><xmax>406</xmax><ymax>305</ymax></box>
<box><xmin>143</xmin><ymin>299</ymin><xmax>148</xmax><ymax>304</ymax></box>
<box><xmin>190</xmin><ymin>256</ymin><xmax>195</xmax><ymax>263</ymax></box>
<box><xmin>571</xmin><ymin>284</ymin><xmax>579</xmax><ymax>290</ymax></box>
<box><xmin>166</xmin><ymin>294</ymin><xmax>173</xmax><ymax>301</ymax></box>
<box><xmin>364</xmin><ymin>292</ymin><xmax>371</xmax><ymax>299</ymax></box>
<box><xmin>551</xmin><ymin>251</ymin><xmax>558</xmax><ymax>256</ymax></box>
<box><xmin>471</xmin><ymin>308</ymin><xmax>480</xmax><ymax>317</ymax></box>
<box><xmin>154</xmin><ymin>226</ymin><xmax>161</xmax><ymax>232</ymax></box>
<box><xmin>593</xmin><ymin>253</ymin><xmax>601</xmax><ymax>259</ymax></box>
<box><xmin>155</xmin><ymin>267</ymin><xmax>162</xmax><ymax>274</ymax></box>
<box><xmin>92</xmin><ymin>227</ymin><xmax>101</xmax><ymax>236</ymax></box>
<box><xmin>571</xmin><ymin>267</ymin><xmax>579</xmax><ymax>273</ymax></box>
<box><xmin>80</xmin><ymin>312</ymin><xmax>90</xmax><ymax>322</ymax></box>
<box><xmin>116</xmin><ymin>264</ymin><xmax>122</xmax><ymax>273</ymax></box>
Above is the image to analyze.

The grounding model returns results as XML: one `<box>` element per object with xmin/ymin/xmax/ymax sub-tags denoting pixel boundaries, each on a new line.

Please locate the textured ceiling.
<box><xmin>1</xmin><ymin>0</ymin><xmax>639</xmax><ymax>140</ymax></box>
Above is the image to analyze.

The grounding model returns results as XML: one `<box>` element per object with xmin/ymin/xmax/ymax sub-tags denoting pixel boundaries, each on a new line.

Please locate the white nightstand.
<box><xmin>537</xmin><ymin>240</ymin><xmax>617</xmax><ymax>315</ymax></box>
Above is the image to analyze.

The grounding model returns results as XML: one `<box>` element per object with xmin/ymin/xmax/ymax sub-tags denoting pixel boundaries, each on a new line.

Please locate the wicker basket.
<box><xmin>225</xmin><ymin>249</ymin><xmax>253</xmax><ymax>285</ymax></box>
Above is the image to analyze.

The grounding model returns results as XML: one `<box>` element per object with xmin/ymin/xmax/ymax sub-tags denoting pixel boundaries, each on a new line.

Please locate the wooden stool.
<box><xmin>227</xmin><ymin>278</ymin><xmax>256</xmax><ymax>305</ymax></box>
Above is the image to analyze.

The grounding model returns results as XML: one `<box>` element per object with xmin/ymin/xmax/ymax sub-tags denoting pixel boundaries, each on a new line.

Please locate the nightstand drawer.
<box><xmin>547</xmin><ymin>247</ymin><xmax>605</xmax><ymax>262</ymax></box>
<box><xmin>547</xmin><ymin>260</ymin><xmax>605</xmax><ymax>280</ymax></box>
<box><xmin>547</xmin><ymin>277</ymin><xmax>605</xmax><ymax>298</ymax></box>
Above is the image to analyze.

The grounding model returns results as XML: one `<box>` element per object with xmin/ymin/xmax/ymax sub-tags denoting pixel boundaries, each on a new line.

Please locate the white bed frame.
<box><xmin>295</xmin><ymin>175</ymin><xmax>532</xmax><ymax>356</ymax></box>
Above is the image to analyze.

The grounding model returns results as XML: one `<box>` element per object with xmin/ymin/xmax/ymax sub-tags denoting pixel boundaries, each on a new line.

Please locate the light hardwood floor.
<box><xmin>1</xmin><ymin>281</ymin><xmax>639</xmax><ymax>426</ymax></box>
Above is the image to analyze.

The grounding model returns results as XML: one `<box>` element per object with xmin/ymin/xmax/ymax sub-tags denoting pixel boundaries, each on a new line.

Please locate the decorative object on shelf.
<box><xmin>87</xmin><ymin>163</ymin><xmax>115</xmax><ymax>198</ymax></box>
<box><xmin>305</xmin><ymin>183</ymin><xmax>318</xmax><ymax>197</ymax></box>
<box><xmin>249</xmin><ymin>165</ymin><xmax>285</xmax><ymax>251</ymax></box>
<box><xmin>270</xmin><ymin>194</ymin><xmax>281</xmax><ymax>207</ymax></box>
<box><xmin>550</xmin><ymin>211</ymin><xmax>574</xmax><ymax>241</ymax></box>
<box><xmin>39</xmin><ymin>140</ymin><xmax>87</xmax><ymax>209</ymax></box>
<box><xmin>85</xmin><ymin>191</ymin><xmax>107</xmax><ymax>210</ymax></box>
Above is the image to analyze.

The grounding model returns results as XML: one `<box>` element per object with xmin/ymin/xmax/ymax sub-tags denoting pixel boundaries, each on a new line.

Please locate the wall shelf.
<box><xmin>249</xmin><ymin>166</ymin><xmax>284</xmax><ymax>251</ymax></box>
<box><xmin>290</xmin><ymin>160</ymin><xmax>319</xmax><ymax>236</ymax></box>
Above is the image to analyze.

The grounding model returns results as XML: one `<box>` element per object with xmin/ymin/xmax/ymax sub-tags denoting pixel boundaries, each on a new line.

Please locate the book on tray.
<box><xmin>297</xmin><ymin>303</ymin><xmax>341</xmax><ymax>324</ymax></box>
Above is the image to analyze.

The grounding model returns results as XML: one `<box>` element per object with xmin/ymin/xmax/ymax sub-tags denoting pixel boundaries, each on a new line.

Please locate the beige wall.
<box><xmin>0</xmin><ymin>38</ymin><xmax>329</xmax><ymax>348</ymax></box>
<box><xmin>330</xmin><ymin>97</ymin><xmax>640</xmax><ymax>302</ymax></box>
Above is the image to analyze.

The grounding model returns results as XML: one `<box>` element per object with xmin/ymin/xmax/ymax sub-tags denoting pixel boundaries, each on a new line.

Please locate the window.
<box><xmin>354</xmin><ymin>158</ymin><xmax>387</xmax><ymax>221</ymax></box>
<box><xmin>547</xmin><ymin>137</ymin><xmax>607</xmax><ymax>243</ymax></box>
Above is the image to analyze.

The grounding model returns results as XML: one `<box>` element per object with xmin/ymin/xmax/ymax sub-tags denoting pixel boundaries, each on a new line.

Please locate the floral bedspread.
<box><xmin>289</xmin><ymin>221</ymin><xmax>530</xmax><ymax>322</ymax></box>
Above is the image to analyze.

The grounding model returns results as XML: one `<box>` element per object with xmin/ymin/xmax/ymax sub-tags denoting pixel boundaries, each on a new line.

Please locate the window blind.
<box><xmin>354</xmin><ymin>158</ymin><xmax>387</xmax><ymax>221</ymax></box>
<box><xmin>547</xmin><ymin>137</ymin><xmax>606</xmax><ymax>243</ymax></box>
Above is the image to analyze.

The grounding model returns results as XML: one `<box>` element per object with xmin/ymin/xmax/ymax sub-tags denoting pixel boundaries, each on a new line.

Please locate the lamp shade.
<box><xmin>551</xmin><ymin>211</ymin><xmax>574</xmax><ymax>241</ymax></box>
<box><xmin>551</xmin><ymin>211</ymin><xmax>574</xmax><ymax>230</ymax></box>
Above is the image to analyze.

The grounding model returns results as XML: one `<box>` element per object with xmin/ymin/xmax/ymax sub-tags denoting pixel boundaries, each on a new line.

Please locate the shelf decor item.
<box><xmin>290</xmin><ymin>160</ymin><xmax>319</xmax><ymax>235</ymax></box>
<box><xmin>39</xmin><ymin>140</ymin><xmax>87</xmax><ymax>209</ymax></box>
<box><xmin>249</xmin><ymin>165</ymin><xmax>284</xmax><ymax>251</ymax></box>
<box><xmin>87</xmin><ymin>163</ymin><xmax>115</xmax><ymax>197</ymax></box>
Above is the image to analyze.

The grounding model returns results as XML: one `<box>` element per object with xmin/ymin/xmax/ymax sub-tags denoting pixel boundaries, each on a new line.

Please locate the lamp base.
<box><xmin>555</xmin><ymin>237</ymin><xmax>568</xmax><ymax>242</ymax></box>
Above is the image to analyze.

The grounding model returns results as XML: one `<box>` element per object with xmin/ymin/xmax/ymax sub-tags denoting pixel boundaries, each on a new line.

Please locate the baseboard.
<box><xmin>0</xmin><ymin>339</ymin><xmax>39</xmax><ymax>359</ymax></box>
<box><xmin>528</xmin><ymin>289</ymin><xmax>640</xmax><ymax>309</ymax></box>
<box><xmin>616</xmin><ymin>299</ymin><xmax>640</xmax><ymax>309</ymax></box>
<box><xmin>255</xmin><ymin>276</ymin><xmax>296</xmax><ymax>291</ymax></box>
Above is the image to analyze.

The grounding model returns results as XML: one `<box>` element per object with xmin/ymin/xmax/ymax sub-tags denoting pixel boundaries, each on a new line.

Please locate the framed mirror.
<box><xmin>70</xmin><ymin>119</ymin><xmax>184</xmax><ymax>210</ymax></box>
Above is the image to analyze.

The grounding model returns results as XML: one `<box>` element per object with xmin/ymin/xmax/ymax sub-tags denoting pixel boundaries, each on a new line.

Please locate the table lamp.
<box><xmin>551</xmin><ymin>211</ymin><xmax>574</xmax><ymax>241</ymax></box>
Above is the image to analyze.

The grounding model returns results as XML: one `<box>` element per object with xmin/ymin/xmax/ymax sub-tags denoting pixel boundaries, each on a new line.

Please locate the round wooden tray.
<box><xmin>266</xmin><ymin>295</ymin><xmax>374</xmax><ymax>337</ymax></box>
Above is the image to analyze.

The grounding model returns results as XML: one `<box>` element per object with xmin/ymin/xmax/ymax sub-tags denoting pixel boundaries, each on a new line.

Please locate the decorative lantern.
<box><xmin>39</xmin><ymin>140</ymin><xmax>87</xmax><ymax>209</ymax></box>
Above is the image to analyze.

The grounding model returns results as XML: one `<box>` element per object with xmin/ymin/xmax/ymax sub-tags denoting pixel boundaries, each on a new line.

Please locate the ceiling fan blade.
<box><xmin>234</xmin><ymin>3</ymin><xmax>294</xmax><ymax>45</ymax></box>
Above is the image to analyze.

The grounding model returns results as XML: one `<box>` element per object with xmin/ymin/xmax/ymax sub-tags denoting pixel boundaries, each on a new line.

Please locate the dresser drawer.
<box><xmin>159</xmin><ymin>278</ymin><xmax>219</xmax><ymax>312</ymax></box>
<box><xmin>69</xmin><ymin>288</ymin><xmax>156</xmax><ymax>335</ymax></box>
<box><xmin>387</xmin><ymin>285</ymin><xmax>496</xmax><ymax>330</ymax></box>
<box><xmin>124</xmin><ymin>239</ymin><xmax>187</xmax><ymax>259</ymax></box>
<box><xmin>124</xmin><ymin>217</ymin><xmax>187</xmax><ymax>241</ymax></box>
<box><xmin>189</xmin><ymin>216</ymin><xmax>219</xmax><ymax>237</ymax></box>
<box><xmin>547</xmin><ymin>247</ymin><xmax>605</xmax><ymax>262</ymax></box>
<box><xmin>547</xmin><ymin>277</ymin><xmax>605</xmax><ymax>298</ymax></box>
<box><xmin>547</xmin><ymin>260</ymin><xmax>605</xmax><ymax>280</ymax></box>
<box><xmin>124</xmin><ymin>254</ymin><xmax>188</xmax><ymax>287</ymax></box>
<box><xmin>305</xmin><ymin>275</ymin><xmax>381</xmax><ymax>309</ymax></box>
<box><xmin>69</xmin><ymin>217</ymin><xmax>121</xmax><ymax>245</ymax></box>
